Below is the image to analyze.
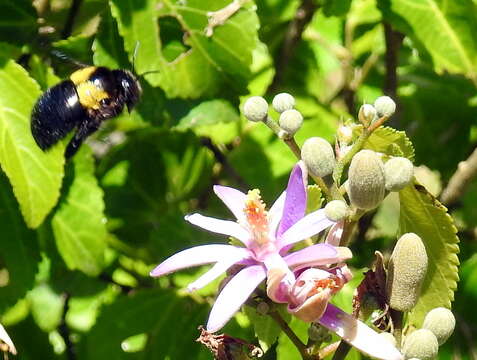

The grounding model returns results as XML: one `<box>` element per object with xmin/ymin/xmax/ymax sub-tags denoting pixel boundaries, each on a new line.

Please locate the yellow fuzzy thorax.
<box><xmin>70</xmin><ymin>67</ymin><xmax>97</xmax><ymax>85</ymax></box>
<box><xmin>75</xmin><ymin>82</ymin><xmax>108</xmax><ymax>110</ymax></box>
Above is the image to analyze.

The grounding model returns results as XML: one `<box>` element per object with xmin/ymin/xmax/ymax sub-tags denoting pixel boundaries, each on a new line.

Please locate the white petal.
<box><xmin>187</xmin><ymin>252</ymin><xmax>248</xmax><ymax>292</ymax></box>
<box><xmin>319</xmin><ymin>304</ymin><xmax>403</xmax><ymax>360</ymax></box>
<box><xmin>278</xmin><ymin>209</ymin><xmax>335</xmax><ymax>249</ymax></box>
<box><xmin>213</xmin><ymin>185</ymin><xmax>247</xmax><ymax>222</ymax></box>
<box><xmin>150</xmin><ymin>245</ymin><xmax>248</xmax><ymax>277</ymax></box>
<box><xmin>0</xmin><ymin>324</ymin><xmax>16</xmax><ymax>355</ymax></box>
<box><xmin>185</xmin><ymin>213</ymin><xmax>251</xmax><ymax>246</ymax></box>
<box><xmin>268</xmin><ymin>190</ymin><xmax>286</xmax><ymax>238</ymax></box>
<box><xmin>206</xmin><ymin>265</ymin><xmax>266</xmax><ymax>332</ymax></box>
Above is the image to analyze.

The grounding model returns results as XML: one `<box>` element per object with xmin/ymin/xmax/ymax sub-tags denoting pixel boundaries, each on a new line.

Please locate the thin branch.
<box><xmin>200</xmin><ymin>137</ymin><xmax>249</xmax><ymax>189</ymax></box>
<box><xmin>58</xmin><ymin>293</ymin><xmax>76</xmax><ymax>360</ymax></box>
<box><xmin>269</xmin><ymin>0</ymin><xmax>318</xmax><ymax>92</ymax></box>
<box><xmin>383</xmin><ymin>23</ymin><xmax>404</xmax><ymax>98</ymax></box>
<box><xmin>269</xmin><ymin>310</ymin><xmax>312</xmax><ymax>360</ymax></box>
<box><xmin>331</xmin><ymin>340</ymin><xmax>351</xmax><ymax>360</ymax></box>
<box><xmin>61</xmin><ymin>0</ymin><xmax>83</xmax><ymax>39</ymax></box>
<box><xmin>441</xmin><ymin>146</ymin><xmax>477</xmax><ymax>206</ymax></box>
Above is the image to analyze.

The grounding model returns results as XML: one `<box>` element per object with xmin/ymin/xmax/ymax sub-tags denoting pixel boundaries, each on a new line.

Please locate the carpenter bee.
<box><xmin>31</xmin><ymin>66</ymin><xmax>142</xmax><ymax>158</ymax></box>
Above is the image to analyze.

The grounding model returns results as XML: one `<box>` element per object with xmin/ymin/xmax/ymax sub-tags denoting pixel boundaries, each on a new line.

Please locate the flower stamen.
<box><xmin>244</xmin><ymin>189</ymin><xmax>269</xmax><ymax>245</ymax></box>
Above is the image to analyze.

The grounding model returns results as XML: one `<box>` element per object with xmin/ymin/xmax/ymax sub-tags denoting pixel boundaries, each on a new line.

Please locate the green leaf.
<box><xmin>28</xmin><ymin>284</ymin><xmax>64</xmax><ymax>332</ymax></box>
<box><xmin>93</xmin><ymin>8</ymin><xmax>130</xmax><ymax>69</ymax></box>
<box><xmin>52</xmin><ymin>147</ymin><xmax>107</xmax><ymax>276</ymax></box>
<box><xmin>398</xmin><ymin>183</ymin><xmax>460</xmax><ymax>327</ymax></box>
<box><xmin>276</xmin><ymin>316</ymin><xmax>309</xmax><ymax>360</ymax></box>
<box><xmin>78</xmin><ymin>289</ymin><xmax>209</xmax><ymax>359</ymax></box>
<box><xmin>306</xmin><ymin>185</ymin><xmax>323</xmax><ymax>212</ymax></box>
<box><xmin>111</xmin><ymin>0</ymin><xmax>259</xmax><ymax>97</ymax></box>
<box><xmin>379</xmin><ymin>0</ymin><xmax>477</xmax><ymax>79</ymax></box>
<box><xmin>175</xmin><ymin>99</ymin><xmax>240</xmax><ymax>143</ymax></box>
<box><xmin>364</xmin><ymin>126</ymin><xmax>415</xmax><ymax>160</ymax></box>
<box><xmin>244</xmin><ymin>305</ymin><xmax>285</xmax><ymax>352</ymax></box>
<box><xmin>0</xmin><ymin>58</ymin><xmax>64</xmax><ymax>228</ymax></box>
<box><xmin>0</xmin><ymin>0</ymin><xmax>37</xmax><ymax>45</ymax></box>
<box><xmin>0</xmin><ymin>172</ymin><xmax>41</xmax><ymax>311</ymax></box>
<box><xmin>323</xmin><ymin>0</ymin><xmax>352</xmax><ymax>17</ymax></box>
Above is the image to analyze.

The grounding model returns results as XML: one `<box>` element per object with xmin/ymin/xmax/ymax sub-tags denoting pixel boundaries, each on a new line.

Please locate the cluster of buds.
<box><xmin>243</xmin><ymin>93</ymin><xmax>304</xmax><ymax>136</ymax></box>
<box><xmin>401</xmin><ymin>307</ymin><xmax>456</xmax><ymax>359</ymax></box>
<box><xmin>348</xmin><ymin>150</ymin><xmax>414</xmax><ymax>210</ymax></box>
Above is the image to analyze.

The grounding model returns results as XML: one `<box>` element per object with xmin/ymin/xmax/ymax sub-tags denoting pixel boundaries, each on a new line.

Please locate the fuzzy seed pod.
<box><xmin>384</xmin><ymin>157</ymin><xmax>414</xmax><ymax>191</ymax></box>
<box><xmin>279</xmin><ymin>109</ymin><xmax>303</xmax><ymax>135</ymax></box>
<box><xmin>423</xmin><ymin>307</ymin><xmax>456</xmax><ymax>345</ymax></box>
<box><xmin>374</xmin><ymin>96</ymin><xmax>396</xmax><ymax>117</ymax></box>
<box><xmin>272</xmin><ymin>93</ymin><xmax>295</xmax><ymax>113</ymax></box>
<box><xmin>358</xmin><ymin>104</ymin><xmax>377</xmax><ymax>126</ymax></box>
<box><xmin>301</xmin><ymin>137</ymin><xmax>336</xmax><ymax>177</ymax></box>
<box><xmin>324</xmin><ymin>200</ymin><xmax>349</xmax><ymax>221</ymax></box>
<box><xmin>386</xmin><ymin>233</ymin><xmax>428</xmax><ymax>312</ymax></box>
<box><xmin>243</xmin><ymin>96</ymin><xmax>268</xmax><ymax>122</ymax></box>
<box><xmin>402</xmin><ymin>329</ymin><xmax>438</xmax><ymax>360</ymax></box>
<box><xmin>347</xmin><ymin>150</ymin><xmax>385</xmax><ymax>210</ymax></box>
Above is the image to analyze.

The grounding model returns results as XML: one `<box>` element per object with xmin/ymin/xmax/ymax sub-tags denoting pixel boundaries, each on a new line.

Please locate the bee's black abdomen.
<box><xmin>31</xmin><ymin>81</ymin><xmax>86</xmax><ymax>150</ymax></box>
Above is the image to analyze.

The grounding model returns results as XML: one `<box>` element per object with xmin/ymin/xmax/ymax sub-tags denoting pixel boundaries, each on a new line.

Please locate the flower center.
<box><xmin>244</xmin><ymin>189</ymin><xmax>269</xmax><ymax>245</ymax></box>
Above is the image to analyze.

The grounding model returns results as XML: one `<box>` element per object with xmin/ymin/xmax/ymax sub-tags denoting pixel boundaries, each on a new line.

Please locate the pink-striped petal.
<box><xmin>319</xmin><ymin>304</ymin><xmax>404</xmax><ymax>360</ymax></box>
<box><xmin>213</xmin><ymin>185</ymin><xmax>247</xmax><ymax>222</ymax></box>
<box><xmin>326</xmin><ymin>221</ymin><xmax>344</xmax><ymax>246</ymax></box>
<box><xmin>187</xmin><ymin>253</ymin><xmax>248</xmax><ymax>292</ymax></box>
<box><xmin>268</xmin><ymin>190</ymin><xmax>286</xmax><ymax>237</ymax></box>
<box><xmin>284</xmin><ymin>243</ymin><xmax>339</xmax><ymax>270</ymax></box>
<box><xmin>150</xmin><ymin>245</ymin><xmax>249</xmax><ymax>277</ymax></box>
<box><xmin>206</xmin><ymin>265</ymin><xmax>266</xmax><ymax>332</ymax></box>
<box><xmin>277</xmin><ymin>162</ymin><xmax>307</xmax><ymax>238</ymax></box>
<box><xmin>278</xmin><ymin>209</ymin><xmax>335</xmax><ymax>249</ymax></box>
<box><xmin>185</xmin><ymin>213</ymin><xmax>251</xmax><ymax>246</ymax></box>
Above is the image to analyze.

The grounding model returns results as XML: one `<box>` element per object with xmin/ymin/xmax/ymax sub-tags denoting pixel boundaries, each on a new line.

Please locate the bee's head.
<box><xmin>112</xmin><ymin>69</ymin><xmax>142</xmax><ymax>112</ymax></box>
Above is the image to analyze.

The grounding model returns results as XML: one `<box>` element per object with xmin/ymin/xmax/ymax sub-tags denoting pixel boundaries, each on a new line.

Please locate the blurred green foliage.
<box><xmin>0</xmin><ymin>0</ymin><xmax>474</xmax><ymax>358</ymax></box>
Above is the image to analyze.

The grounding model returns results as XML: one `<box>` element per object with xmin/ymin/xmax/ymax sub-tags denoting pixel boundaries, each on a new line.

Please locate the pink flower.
<box><xmin>150</xmin><ymin>163</ymin><xmax>342</xmax><ymax>332</ymax></box>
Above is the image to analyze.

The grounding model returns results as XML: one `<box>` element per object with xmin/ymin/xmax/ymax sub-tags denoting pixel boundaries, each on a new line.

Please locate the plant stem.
<box><xmin>263</xmin><ymin>116</ymin><xmax>333</xmax><ymax>201</ymax></box>
<box><xmin>390</xmin><ymin>309</ymin><xmax>403</xmax><ymax>349</ymax></box>
<box><xmin>269</xmin><ymin>310</ymin><xmax>312</xmax><ymax>360</ymax></box>
<box><xmin>331</xmin><ymin>340</ymin><xmax>351</xmax><ymax>360</ymax></box>
<box><xmin>332</xmin><ymin>115</ymin><xmax>389</xmax><ymax>185</ymax></box>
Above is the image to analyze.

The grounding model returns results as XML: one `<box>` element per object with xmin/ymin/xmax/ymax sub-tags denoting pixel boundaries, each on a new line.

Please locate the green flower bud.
<box><xmin>301</xmin><ymin>137</ymin><xmax>336</xmax><ymax>177</ymax></box>
<box><xmin>337</xmin><ymin>125</ymin><xmax>353</xmax><ymax>144</ymax></box>
<box><xmin>384</xmin><ymin>157</ymin><xmax>414</xmax><ymax>191</ymax></box>
<box><xmin>243</xmin><ymin>96</ymin><xmax>268</xmax><ymax>122</ymax></box>
<box><xmin>386</xmin><ymin>233</ymin><xmax>428</xmax><ymax>312</ymax></box>
<box><xmin>324</xmin><ymin>200</ymin><xmax>349</xmax><ymax>221</ymax></box>
<box><xmin>377</xmin><ymin>332</ymin><xmax>396</xmax><ymax>347</ymax></box>
<box><xmin>272</xmin><ymin>93</ymin><xmax>295</xmax><ymax>113</ymax></box>
<box><xmin>402</xmin><ymin>329</ymin><xmax>438</xmax><ymax>360</ymax></box>
<box><xmin>374</xmin><ymin>96</ymin><xmax>396</xmax><ymax>117</ymax></box>
<box><xmin>358</xmin><ymin>104</ymin><xmax>377</xmax><ymax>126</ymax></box>
<box><xmin>347</xmin><ymin>150</ymin><xmax>385</xmax><ymax>210</ymax></box>
<box><xmin>279</xmin><ymin>109</ymin><xmax>303</xmax><ymax>135</ymax></box>
<box><xmin>423</xmin><ymin>307</ymin><xmax>456</xmax><ymax>345</ymax></box>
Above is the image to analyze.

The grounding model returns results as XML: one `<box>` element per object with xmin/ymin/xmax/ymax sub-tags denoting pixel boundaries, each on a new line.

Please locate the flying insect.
<box><xmin>31</xmin><ymin>66</ymin><xmax>142</xmax><ymax>158</ymax></box>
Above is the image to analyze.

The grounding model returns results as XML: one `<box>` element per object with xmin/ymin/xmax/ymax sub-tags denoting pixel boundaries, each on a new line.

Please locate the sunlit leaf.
<box><xmin>52</xmin><ymin>147</ymin><xmax>107</xmax><ymax>276</ymax></box>
<box><xmin>364</xmin><ymin>126</ymin><xmax>415</xmax><ymax>160</ymax></box>
<box><xmin>0</xmin><ymin>58</ymin><xmax>64</xmax><ymax>228</ymax></box>
<box><xmin>380</xmin><ymin>0</ymin><xmax>477</xmax><ymax>80</ymax></box>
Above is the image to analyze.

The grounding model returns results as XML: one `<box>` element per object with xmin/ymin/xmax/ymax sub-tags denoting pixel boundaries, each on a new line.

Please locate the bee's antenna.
<box><xmin>132</xmin><ymin>41</ymin><xmax>140</xmax><ymax>73</ymax></box>
<box><xmin>139</xmin><ymin>70</ymin><xmax>161</xmax><ymax>77</ymax></box>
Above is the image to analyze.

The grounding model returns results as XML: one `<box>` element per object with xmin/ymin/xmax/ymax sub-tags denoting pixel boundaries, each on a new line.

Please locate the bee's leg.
<box><xmin>65</xmin><ymin>119</ymin><xmax>100</xmax><ymax>158</ymax></box>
